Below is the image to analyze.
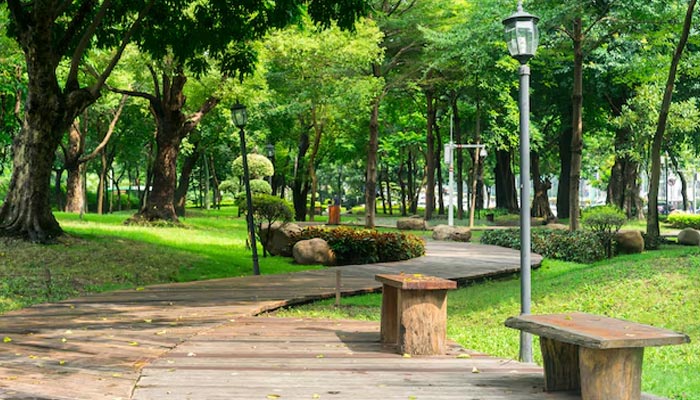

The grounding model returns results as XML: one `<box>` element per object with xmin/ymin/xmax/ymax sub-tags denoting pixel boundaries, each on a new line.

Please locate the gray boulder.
<box><xmin>432</xmin><ymin>225</ymin><xmax>472</xmax><ymax>242</ymax></box>
<box><xmin>292</xmin><ymin>238</ymin><xmax>336</xmax><ymax>265</ymax></box>
<box><xmin>615</xmin><ymin>230</ymin><xmax>644</xmax><ymax>254</ymax></box>
<box><xmin>397</xmin><ymin>217</ymin><xmax>428</xmax><ymax>231</ymax></box>
<box><xmin>261</xmin><ymin>222</ymin><xmax>302</xmax><ymax>257</ymax></box>
<box><xmin>677</xmin><ymin>228</ymin><xmax>700</xmax><ymax>246</ymax></box>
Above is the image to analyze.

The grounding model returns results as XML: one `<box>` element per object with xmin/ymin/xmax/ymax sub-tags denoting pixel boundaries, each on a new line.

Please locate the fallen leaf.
<box><xmin>456</xmin><ymin>354</ymin><xmax>471</xmax><ymax>359</ymax></box>
<box><xmin>471</xmin><ymin>367</ymin><xmax>480</xmax><ymax>374</ymax></box>
<box><xmin>3</xmin><ymin>337</ymin><xmax>11</xmax><ymax>343</ymax></box>
<box><xmin>312</xmin><ymin>394</ymin><xmax>321</xmax><ymax>399</ymax></box>
<box><xmin>316</xmin><ymin>354</ymin><xmax>324</xmax><ymax>358</ymax></box>
<box><xmin>155</xmin><ymin>330</ymin><xmax>167</xmax><ymax>336</ymax></box>
<box><xmin>129</xmin><ymin>342</ymin><xmax>139</xmax><ymax>346</ymax></box>
<box><xmin>59</xmin><ymin>361</ymin><xmax>66</xmax><ymax>365</ymax></box>
<box><xmin>61</xmin><ymin>338</ymin><xmax>67</xmax><ymax>343</ymax></box>
<box><xmin>402</xmin><ymin>353</ymin><xmax>411</xmax><ymax>358</ymax></box>
<box><xmin>143</xmin><ymin>319</ymin><xmax>153</xmax><ymax>323</ymax></box>
<box><xmin>266</xmin><ymin>395</ymin><xmax>281</xmax><ymax>399</ymax></box>
<box><xmin>187</xmin><ymin>352</ymin><xmax>196</xmax><ymax>357</ymax></box>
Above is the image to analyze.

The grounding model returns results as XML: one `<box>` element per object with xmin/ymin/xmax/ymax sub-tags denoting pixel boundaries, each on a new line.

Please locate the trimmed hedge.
<box><xmin>290</xmin><ymin>226</ymin><xmax>425</xmax><ymax>266</ymax></box>
<box><xmin>667</xmin><ymin>211</ymin><xmax>700</xmax><ymax>229</ymax></box>
<box><xmin>480</xmin><ymin>228</ymin><xmax>605</xmax><ymax>264</ymax></box>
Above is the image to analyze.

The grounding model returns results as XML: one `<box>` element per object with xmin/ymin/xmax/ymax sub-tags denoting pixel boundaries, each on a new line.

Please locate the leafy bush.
<box><xmin>582</xmin><ymin>205</ymin><xmax>626</xmax><ymax>258</ymax></box>
<box><xmin>232</xmin><ymin>154</ymin><xmax>274</xmax><ymax>180</ymax></box>
<box><xmin>481</xmin><ymin>228</ymin><xmax>605</xmax><ymax>264</ymax></box>
<box><xmin>667</xmin><ymin>211</ymin><xmax>700</xmax><ymax>229</ymax></box>
<box><xmin>238</xmin><ymin>194</ymin><xmax>293</xmax><ymax>256</ymax></box>
<box><xmin>291</xmin><ymin>226</ymin><xmax>425</xmax><ymax>265</ymax></box>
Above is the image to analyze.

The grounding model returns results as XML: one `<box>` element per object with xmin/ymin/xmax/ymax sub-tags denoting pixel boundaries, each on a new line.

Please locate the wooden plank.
<box><xmin>505</xmin><ymin>313</ymin><xmax>690</xmax><ymax>349</ymax></box>
<box><xmin>375</xmin><ymin>273</ymin><xmax>457</xmax><ymax>290</ymax></box>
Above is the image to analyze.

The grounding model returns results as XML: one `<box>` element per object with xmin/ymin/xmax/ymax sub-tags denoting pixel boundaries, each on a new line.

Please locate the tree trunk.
<box><xmin>292</xmin><ymin>130</ymin><xmax>311</xmax><ymax>221</ymax></box>
<box><xmin>129</xmin><ymin>69</ymin><xmax>219</xmax><ymax>223</ymax></box>
<box><xmin>0</xmin><ymin>51</ymin><xmax>88</xmax><ymax>240</ymax></box>
<box><xmin>569</xmin><ymin>17</ymin><xmax>584</xmax><ymax>231</ymax></box>
<box><xmin>385</xmin><ymin>166</ymin><xmax>393</xmax><ymax>215</ymax></box>
<box><xmin>495</xmin><ymin>149</ymin><xmax>518</xmax><ymax>212</ymax></box>
<box><xmin>174</xmin><ymin>142</ymin><xmax>200</xmax><ymax>217</ymax></box>
<box><xmin>308</xmin><ymin>107</ymin><xmax>324</xmax><ymax>222</ymax></box>
<box><xmin>425</xmin><ymin>90</ymin><xmax>437</xmax><ymax>220</ymax></box>
<box><xmin>64</xmin><ymin>123</ymin><xmax>86</xmax><ymax>213</ymax></box>
<box><xmin>670</xmin><ymin>154</ymin><xmax>688</xmax><ymax>211</ymax></box>
<box><xmin>647</xmin><ymin>0</ymin><xmax>696</xmax><ymax>239</ymax></box>
<box><xmin>607</xmin><ymin>128</ymin><xmax>643</xmax><ymax>219</ymax></box>
<box><xmin>365</xmin><ymin>95</ymin><xmax>380</xmax><ymax>228</ymax></box>
<box><xmin>531</xmin><ymin>151</ymin><xmax>554</xmax><ymax>220</ymax></box>
<box><xmin>557</xmin><ymin>127</ymin><xmax>572</xmax><ymax>219</ymax></box>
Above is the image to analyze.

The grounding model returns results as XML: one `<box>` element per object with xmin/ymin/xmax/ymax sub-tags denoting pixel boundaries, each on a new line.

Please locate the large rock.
<box><xmin>261</xmin><ymin>222</ymin><xmax>302</xmax><ymax>257</ymax></box>
<box><xmin>397</xmin><ymin>217</ymin><xmax>428</xmax><ymax>231</ymax></box>
<box><xmin>615</xmin><ymin>230</ymin><xmax>644</xmax><ymax>254</ymax></box>
<box><xmin>677</xmin><ymin>228</ymin><xmax>700</xmax><ymax>246</ymax></box>
<box><xmin>432</xmin><ymin>225</ymin><xmax>472</xmax><ymax>242</ymax></box>
<box><xmin>292</xmin><ymin>238</ymin><xmax>336</xmax><ymax>266</ymax></box>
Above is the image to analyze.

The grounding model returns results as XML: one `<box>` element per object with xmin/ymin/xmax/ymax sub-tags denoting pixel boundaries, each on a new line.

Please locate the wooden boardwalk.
<box><xmin>133</xmin><ymin>317</ymin><xmax>578</xmax><ymax>400</ymax></box>
<box><xmin>0</xmin><ymin>241</ymin><xmax>662</xmax><ymax>399</ymax></box>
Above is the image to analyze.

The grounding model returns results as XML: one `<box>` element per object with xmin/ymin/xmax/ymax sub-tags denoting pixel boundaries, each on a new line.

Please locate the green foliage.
<box><xmin>232</xmin><ymin>154</ymin><xmax>274</xmax><ymax>180</ymax></box>
<box><xmin>480</xmin><ymin>228</ymin><xmax>606</xmax><ymax>264</ymax></box>
<box><xmin>291</xmin><ymin>226</ymin><xmax>425</xmax><ymax>265</ymax></box>
<box><xmin>667</xmin><ymin>211</ymin><xmax>700</xmax><ymax>229</ymax></box>
<box><xmin>239</xmin><ymin>194</ymin><xmax>294</xmax><ymax>257</ymax></box>
<box><xmin>248</xmin><ymin>179</ymin><xmax>272</xmax><ymax>195</ymax></box>
<box><xmin>582</xmin><ymin>205</ymin><xmax>627</xmax><ymax>258</ymax></box>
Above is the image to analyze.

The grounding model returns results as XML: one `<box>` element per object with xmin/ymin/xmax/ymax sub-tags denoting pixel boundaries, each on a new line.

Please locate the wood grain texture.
<box><xmin>540</xmin><ymin>336</ymin><xmax>580</xmax><ymax>391</ymax></box>
<box><xmin>398</xmin><ymin>289</ymin><xmax>448</xmax><ymax>355</ymax></box>
<box><xmin>579</xmin><ymin>347</ymin><xmax>644</xmax><ymax>400</ymax></box>
<box><xmin>505</xmin><ymin>312</ymin><xmax>690</xmax><ymax>349</ymax></box>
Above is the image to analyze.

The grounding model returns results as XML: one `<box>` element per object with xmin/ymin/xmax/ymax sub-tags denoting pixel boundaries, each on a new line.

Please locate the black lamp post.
<box><xmin>231</xmin><ymin>102</ymin><xmax>260</xmax><ymax>276</ymax></box>
<box><xmin>503</xmin><ymin>0</ymin><xmax>539</xmax><ymax>363</ymax></box>
<box><xmin>266</xmin><ymin>143</ymin><xmax>275</xmax><ymax>187</ymax></box>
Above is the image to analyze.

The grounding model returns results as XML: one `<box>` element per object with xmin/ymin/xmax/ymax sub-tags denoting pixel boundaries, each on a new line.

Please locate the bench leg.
<box><xmin>398</xmin><ymin>289</ymin><xmax>448</xmax><ymax>355</ymax></box>
<box><xmin>380</xmin><ymin>285</ymin><xmax>399</xmax><ymax>346</ymax></box>
<box><xmin>540</xmin><ymin>337</ymin><xmax>580</xmax><ymax>392</ymax></box>
<box><xmin>579</xmin><ymin>347</ymin><xmax>643</xmax><ymax>400</ymax></box>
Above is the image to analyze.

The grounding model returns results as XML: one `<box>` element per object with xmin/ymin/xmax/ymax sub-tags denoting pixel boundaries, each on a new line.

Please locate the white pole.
<box><xmin>448</xmin><ymin>113</ymin><xmax>455</xmax><ymax>226</ymax></box>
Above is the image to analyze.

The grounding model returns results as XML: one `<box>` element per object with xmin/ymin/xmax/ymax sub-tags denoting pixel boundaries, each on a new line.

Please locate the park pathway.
<box><xmin>0</xmin><ymin>241</ymin><xmax>658</xmax><ymax>400</ymax></box>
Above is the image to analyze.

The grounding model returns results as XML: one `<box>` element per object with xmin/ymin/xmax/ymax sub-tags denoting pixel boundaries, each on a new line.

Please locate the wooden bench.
<box><xmin>505</xmin><ymin>312</ymin><xmax>690</xmax><ymax>400</ymax></box>
<box><xmin>375</xmin><ymin>273</ymin><xmax>457</xmax><ymax>356</ymax></box>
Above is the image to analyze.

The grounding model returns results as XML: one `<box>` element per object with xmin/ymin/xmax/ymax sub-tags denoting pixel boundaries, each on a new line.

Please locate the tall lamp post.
<box><xmin>231</xmin><ymin>103</ymin><xmax>260</xmax><ymax>276</ymax></box>
<box><xmin>266</xmin><ymin>143</ymin><xmax>275</xmax><ymax>187</ymax></box>
<box><xmin>503</xmin><ymin>0</ymin><xmax>539</xmax><ymax>363</ymax></box>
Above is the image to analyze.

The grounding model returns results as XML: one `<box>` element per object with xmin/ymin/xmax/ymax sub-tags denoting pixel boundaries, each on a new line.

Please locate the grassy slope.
<box><xmin>277</xmin><ymin>246</ymin><xmax>700</xmax><ymax>400</ymax></box>
<box><xmin>0</xmin><ymin>210</ymin><xmax>319</xmax><ymax>313</ymax></box>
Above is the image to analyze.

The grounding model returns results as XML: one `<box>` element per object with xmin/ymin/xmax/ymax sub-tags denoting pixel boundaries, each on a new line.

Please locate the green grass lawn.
<box><xmin>0</xmin><ymin>208</ymin><xmax>319</xmax><ymax>313</ymax></box>
<box><xmin>276</xmin><ymin>246</ymin><xmax>700</xmax><ymax>400</ymax></box>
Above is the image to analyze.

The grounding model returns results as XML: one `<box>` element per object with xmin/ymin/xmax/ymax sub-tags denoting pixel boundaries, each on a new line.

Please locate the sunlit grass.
<box><xmin>276</xmin><ymin>245</ymin><xmax>700</xmax><ymax>400</ymax></box>
<box><xmin>1</xmin><ymin>209</ymin><xmax>320</xmax><ymax>314</ymax></box>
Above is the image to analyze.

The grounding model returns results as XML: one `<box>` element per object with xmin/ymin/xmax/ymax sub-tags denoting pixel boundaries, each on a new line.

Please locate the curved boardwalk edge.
<box><xmin>0</xmin><ymin>242</ymin><xmax>550</xmax><ymax>400</ymax></box>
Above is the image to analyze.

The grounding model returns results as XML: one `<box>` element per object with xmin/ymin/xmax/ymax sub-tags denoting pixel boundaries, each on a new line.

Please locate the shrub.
<box><xmin>667</xmin><ymin>211</ymin><xmax>700</xmax><ymax>229</ymax></box>
<box><xmin>232</xmin><ymin>154</ymin><xmax>274</xmax><ymax>180</ymax></box>
<box><xmin>290</xmin><ymin>226</ymin><xmax>425</xmax><ymax>265</ymax></box>
<box><xmin>582</xmin><ymin>205</ymin><xmax>626</xmax><ymax>258</ymax></box>
<box><xmin>481</xmin><ymin>228</ymin><xmax>605</xmax><ymax>264</ymax></box>
<box><xmin>238</xmin><ymin>194</ymin><xmax>293</xmax><ymax>256</ymax></box>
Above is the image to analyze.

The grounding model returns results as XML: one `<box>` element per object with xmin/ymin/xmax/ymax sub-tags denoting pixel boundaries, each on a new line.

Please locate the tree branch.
<box><xmin>57</xmin><ymin>0</ymin><xmax>94</xmax><ymax>57</ymax></box>
<box><xmin>6</xmin><ymin>0</ymin><xmax>30</xmax><ymax>38</ymax></box>
<box><xmin>79</xmin><ymin>94</ymin><xmax>129</xmax><ymax>163</ymax></box>
<box><xmin>89</xmin><ymin>0</ymin><xmax>155</xmax><ymax>96</ymax></box>
<box><xmin>66</xmin><ymin>0</ymin><xmax>112</xmax><ymax>90</ymax></box>
<box><xmin>147</xmin><ymin>64</ymin><xmax>161</xmax><ymax>100</ymax></box>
